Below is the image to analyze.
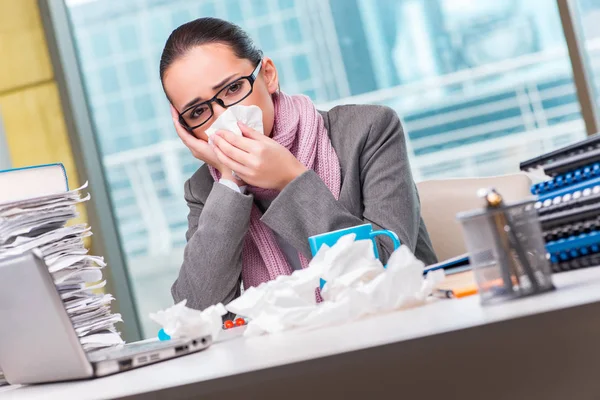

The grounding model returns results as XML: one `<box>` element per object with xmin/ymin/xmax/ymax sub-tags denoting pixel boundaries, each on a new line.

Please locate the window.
<box><xmin>251</xmin><ymin>0</ymin><xmax>269</xmax><ymax>17</ymax></box>
<box><xmin>125</xmin><ymin>59</ymin><xmax>148</xmax><ymax>87</ymax></box>
<box><xmin>150</xmin><ymin>15</ymin><xmax>169</xmax><ymax>44</ymax></box>
<box><xmin>61</xmin><ymin>0</ymin><xmax>590</xmax><ymax>338</ymax></box>
<box><xmin>303</xmin><ymin>89</ymin><xmax>316</xmax><ymax>99</ymax></box>
<box><xmin>225</xmin><ymin>0</ymin><xmax>244</xmax><ymax>23</ymax></box>
<box><xmin>118</xmin><ymin>24</ymin><xmax>139</xmax><ymax>52</ymax></box>
<box><xmin>171</xmin><ymin>10</ymin><xmax>191</xmax><ymax>27</ymax></box>
<box><xmin>285</xmin><ymin>18</ymin><xmax>302</xmax><ymax>44</ymax></box>
<box><xmin>257</xmin><ymin>24</ymin><xmax>277</xmax><ymax>52</ymax></box>
<box><xmin>106</xmin><ymin>100</ymin><xmax>127</xmax><ymax>129</ymax></box>
<box><xmin>133</xmin><ymin>94</ymin><xmax>156</xmax><ymax>121</ymax></box>
<box><xmin>278</xmin><ymin>0</ymin><xmax>294</xmax><ymax>10</ymax></box>
<box><xmin>292</xmin><ymin>54</ymin><xmax>311</xmax><ymax>81</ymax></box>
<box><xmin>199</xmin><ymin>2</ymin><xmax>216</xmax><ymax>17</ymax></box>
<box><xmin>98</xmin><ymin>66</ymin><xmax>120</xmax><ymax>94</ymax></box>
<box><xmin>90</xmin><ymin>31</ymin><xmax>111</xmax><ymax>58</ymax></box>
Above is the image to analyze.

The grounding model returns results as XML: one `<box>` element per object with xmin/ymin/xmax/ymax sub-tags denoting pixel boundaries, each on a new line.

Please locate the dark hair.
<box><xmin>159</xmin><ymin>17</ymin><xmax>263</xmax><ymax>83</ymax></box>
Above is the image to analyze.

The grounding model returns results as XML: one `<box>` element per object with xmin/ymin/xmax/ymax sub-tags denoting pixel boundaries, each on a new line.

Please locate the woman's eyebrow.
<box><xmin>182</xmin><ymin>97</ymin><xmax>202</xmax><ymax>111</ymax></box>
<box><xmin>182</xmin><ymin>73</ymin><xmax>241</xmax><ymax>110</ymax></box>
<box><xmin>212</xmin><ymin>73</ymin><xmax>239</xmax><ymax>90</ymax></box>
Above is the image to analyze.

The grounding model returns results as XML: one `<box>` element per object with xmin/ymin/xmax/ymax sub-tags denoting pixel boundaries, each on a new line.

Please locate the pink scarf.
<box><xmin>209</xmin><ymin>92</ymin><xmax>341</xmax><ymax>289</ymax></box>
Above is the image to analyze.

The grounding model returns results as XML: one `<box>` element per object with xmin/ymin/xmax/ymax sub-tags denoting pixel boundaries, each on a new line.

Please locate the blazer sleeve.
<box><xmin>171</xmin><ymin>179</ymin><xmax>253</xmax><ymax>310</ymax></box>
<box><xmin>260</xmin><ymin>106</ymin><xmax>421</xmax><ymax>264</ymax></box>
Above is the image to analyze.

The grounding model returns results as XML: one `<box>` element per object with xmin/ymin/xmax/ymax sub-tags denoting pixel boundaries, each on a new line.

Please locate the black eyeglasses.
<box><xmin>177</xmin><ymin>60</ymin><xmax>263</xmax><ymax>131</ymax></box>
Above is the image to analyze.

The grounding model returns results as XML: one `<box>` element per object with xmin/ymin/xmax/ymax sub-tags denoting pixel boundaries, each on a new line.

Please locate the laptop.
<box><xmin>0</xmin><ymin>250</ymin><xmax>212</xmax><ymax>385</ymax></box>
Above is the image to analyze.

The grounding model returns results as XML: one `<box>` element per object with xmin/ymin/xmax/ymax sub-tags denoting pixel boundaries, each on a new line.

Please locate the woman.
<box><xmin>160</xmin><ymin>17</ymin><xmax>437</xmax><ymax>311</ymax></box>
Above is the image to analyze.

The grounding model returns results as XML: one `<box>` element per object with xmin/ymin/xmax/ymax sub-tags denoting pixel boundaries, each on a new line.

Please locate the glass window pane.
<box><xmin>257</xmin><ymin>24</ymin><xmax>277</xmax><ymax>52</ymax></box>
<box><xmin>292</xmin><ymin>54</ymin><xmax>310</xmax><ymax>81</ymax></box>
<box><xmin>199</xmin><ymin>2</ymin><xmax>216</xmax><ymax>17</ymax></box>
<box><xmin>150</xmin><ymin>15</ymin><xmax>169</xmax><ymax>45</ymax></box>
<box><xmin>171</xmin><ymin>9</ymin><xmax>191</xmax><ymax>27</ymax></box>
<box><xmin>285</xmin><ymin>18</ymin><xmax>303</xmax><ymax>44</ymax></box>
<box><xmin>90</xmin><ymin>31</ymin><xmax>111</xmax><ymax>58</ymax></box>
<box><xmin>118</xmin><ymin>23</ymin><xmax>138</xmax><ymax>52</ymax></box>
<box><xmin>252</xmin><ymin>0</ymin><xmax>269</xmax><ymax>17</ymax></box>
<box><xmin>278</xmin><ymin>0</ymin><xmax>294</xmax><ymax>10</ymax></box>
<box><xmin>133</xmin><ymin>95</ymin><xmax>155</xmax><ymax>121</ymax></box>
<box><xmin>106</xmin><ymin>101</ymin><xmax>126</xmax><ymax>128</ymax></box>
<box><xmin>125</xmin><ymin>59</ymin><xmax>148</xmax><ymax>87</ymax></box>
<box><xmin>303</xmin><ymin>89</ymin><xmax>317</xmax><ymax>100</ymax></box>
<box><xmin>225</xmin><ymin>0</ymin><xmax>243</xmax><ymax>23</ymax></box>
<box><xmin>65</xmin><ymin>0</ymin><xmax>589</xmax><ymax>337</ymax></box>
<box><xmin>99</xmin><ymin>66</ymin><xmax>120</xmax><ymax>94</ymax></box>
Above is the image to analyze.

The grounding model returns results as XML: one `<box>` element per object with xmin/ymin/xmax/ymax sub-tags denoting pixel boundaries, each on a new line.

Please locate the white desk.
<box><xmin>6</xmin><ymin>267</ymin><xmax>600</xmax><ymax>400</ymax></box>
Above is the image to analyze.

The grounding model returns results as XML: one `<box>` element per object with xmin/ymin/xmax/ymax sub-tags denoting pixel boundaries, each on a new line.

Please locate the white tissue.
<box><xmin>205</xmin><ymin>104</ymin><xmax>264</xmax><ymax>137</ymax></box>
<box><xmin>149</xmin><ymin>300</ymin><xmax>226</xmax><ymax>340</ymax></box>
<box><xmin>226</xmin><ymin>234</ymin><xmax>445</xmax><ymax>336</ymax></box>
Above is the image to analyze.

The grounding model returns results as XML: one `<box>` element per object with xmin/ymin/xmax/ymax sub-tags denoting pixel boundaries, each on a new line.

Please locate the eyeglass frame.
<box><xmin>176</xmin><ymin>59</ymin><xmax>263</xmax><ymax>132</ymax></box>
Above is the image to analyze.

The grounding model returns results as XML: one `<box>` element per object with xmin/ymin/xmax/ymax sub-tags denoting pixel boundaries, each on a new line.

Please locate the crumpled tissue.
<box><xmin>205</xmin><ymin>104</ymin><xmax>264</xmax><ymax>137</ymax></box>
<box><xmin>226</xmin><ymin>234</ymin><xmax>445</xmax><ymax>336</ymax></box>
<box><xmin>149</xmin><ymin>299</ymin><xmax>226</xmax><ymax>340</ymax></box>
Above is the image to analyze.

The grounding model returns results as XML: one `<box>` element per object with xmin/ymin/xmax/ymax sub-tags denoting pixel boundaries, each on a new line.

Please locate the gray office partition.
<box><xmin>0</xmin><ymin>107</ymin><xmax>11</xmax><ymax>171</ymax></box>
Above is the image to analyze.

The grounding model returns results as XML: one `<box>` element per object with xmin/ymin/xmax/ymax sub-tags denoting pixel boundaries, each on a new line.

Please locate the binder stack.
<box><xmin>521</xmin><ymin>134</ymin><xmax>600</xmax><ymax>272</ymax></box>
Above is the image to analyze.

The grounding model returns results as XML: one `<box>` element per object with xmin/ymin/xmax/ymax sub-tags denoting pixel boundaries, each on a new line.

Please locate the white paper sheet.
<box><xmin>75</xmin><ymin>314</ymin><xmax>123</xmax><ymax>336</ymax></box>
<box><xmin>65</xmin><ymin>294</ymin><xmax>115</xmax><ymax>312</ymax></box>
<box><xmin>0</xmin><ymin>182</ymin><xmax>88</xmax><ymax>211</ymax></box>
<box><xmin>0</xmin><ymin>212</ymin><xmax>77</xmax><ymax>243</ymax></box>
<box><xmin>60</xmin><ymin>280</ymin><xmax>107</xmax><ymax>300</ymax></box>
<box><xmin>0</xmin><ymin>193</ymin><xmax>90</xmax><ymax>218</ymax></box>
<box><xmin>0</xmin><ymin>225</ymin><xmax>90</xmax><ymax>256</ymax></box>
<box><xmin>80</xmin><ymin>331</ymin><xmax>124</xmax><ymax>350</ymax></box>
<box><xmin>47</xmin><ymin>254</ymin><xmax>105</xmax><ymax>273</ymax></box>
<box><xmin>53</xmin><ymin>267</ymin><xmax>103</xmax><ymax>285</ymax></box>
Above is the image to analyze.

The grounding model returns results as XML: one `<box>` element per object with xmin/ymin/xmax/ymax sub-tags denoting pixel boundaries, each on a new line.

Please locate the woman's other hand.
<box><xmin>211</xmin><ymin>122</ymin><xmax>307</xmax><ymax>190</ymax></box>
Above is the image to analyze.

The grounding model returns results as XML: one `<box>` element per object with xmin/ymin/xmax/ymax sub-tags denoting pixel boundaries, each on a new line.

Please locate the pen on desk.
<box><xmin>454</xmin><ymin>285</ymin><xmax>479</xmax><ymax>298</ymax></box>
<box><xmin>434</xmin><ymin>285</ymin><xmax>478</xmax><ymax>299</ymax></box>
<box><xmin>433</xmin><ymin>289</ymin><xmax>454</xmax><ymax>299</ymax></box>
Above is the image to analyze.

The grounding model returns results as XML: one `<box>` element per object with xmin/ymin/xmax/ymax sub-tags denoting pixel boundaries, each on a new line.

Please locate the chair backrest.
<box><xmin>417</xmin><ymin>173</ymin><xmax>533</xmax><ymax>262</ymax></box>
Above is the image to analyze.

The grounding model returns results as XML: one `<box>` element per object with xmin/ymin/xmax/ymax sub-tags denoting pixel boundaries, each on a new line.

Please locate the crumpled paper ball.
<box><xmin>149</xmin><ymin>299</ymin><xmax>226</xmax><ymax>340</ymax></box>
<box><xmin>226</xmin><ymin>234</ymin><xmax>445</xmax><ymax>336</ymax></box>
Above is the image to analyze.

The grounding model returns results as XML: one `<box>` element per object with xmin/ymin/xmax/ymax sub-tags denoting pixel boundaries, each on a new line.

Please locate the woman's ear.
<box><xmin>261</xmin><ymin>57</ymin><xmax>279</xmax><ymax>95</ymax></box>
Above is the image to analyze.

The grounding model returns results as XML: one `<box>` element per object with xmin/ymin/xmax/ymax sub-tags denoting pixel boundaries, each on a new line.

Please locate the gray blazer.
<box><xmin>172</xmin><ymin>104</ymin><xmax>438</xmax><ymax>310</ymax></box>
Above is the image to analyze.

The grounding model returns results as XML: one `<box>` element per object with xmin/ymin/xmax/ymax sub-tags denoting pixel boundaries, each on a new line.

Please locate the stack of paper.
<box><xmin>0</xmin><ymin>183</ymin><xmax>124</xmax><ymax>351</ymax></box>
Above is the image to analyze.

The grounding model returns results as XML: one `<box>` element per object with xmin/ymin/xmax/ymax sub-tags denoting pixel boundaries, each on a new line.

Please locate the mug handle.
<box><xmin>369</xmin><ymin>230</ymin><xmax>401</xmax><ymax>250</ymax></box>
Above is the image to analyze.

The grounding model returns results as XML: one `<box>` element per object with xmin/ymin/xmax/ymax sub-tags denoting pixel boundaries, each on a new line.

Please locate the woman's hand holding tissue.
<box><xmin>211</xmin><ymin>122</ymin><xmax>307</xmax><ymax>190</ymax></box>
<box><xmin>170</xmin><ymin>105</ymin><xmax>242</xmax><ymax>184</ymax></box>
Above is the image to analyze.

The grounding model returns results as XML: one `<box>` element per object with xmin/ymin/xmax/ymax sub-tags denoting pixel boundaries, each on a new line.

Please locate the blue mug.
<box><xmin>308</xmin><ymin>223</ymin><xmax>400</xmax><ymax>260</ymax></box>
